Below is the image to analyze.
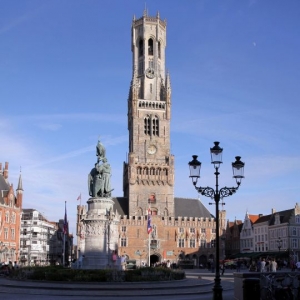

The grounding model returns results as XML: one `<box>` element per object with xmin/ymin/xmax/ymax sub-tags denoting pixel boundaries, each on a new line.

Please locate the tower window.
<box><xmin>148</xmin><ymin>39</ymin><xmax>153</xmax><ymax>56</ymax></box>
<box><xmin>139</xmin><ymin>39</ymin><xmax>143</xmax><ymax>57</ymax></box>
<box><xmin>144</xmin><ymin>115</ymin><xmax>151</xmax><ymax>135</ymax></box>
<box><xmin>152</xmin><ymin>116</ymin><xmax>159</xmax><ymax>136</ymax></box>
<box><xmin>149</xmin><ymin>60</ymin><xmax>154</xmax><ymax>68</ymax></box>
<box><xmin>158</xmin><ymin>41</ymin><xmax>161</xmax><ymax>59</ymax></box>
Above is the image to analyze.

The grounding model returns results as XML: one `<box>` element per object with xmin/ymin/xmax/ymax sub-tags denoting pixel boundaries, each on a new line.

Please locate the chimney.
<box><xmin>0</xmin><ymin>163</ymin><xmax>2</xmax><ymax>175</ymax></box>
<box><xmin>259</xmin><ymin>214</ymin><xmax>263</xmax><ymax>218</ymax></box>
<box><xmin>3</xmin><ymin>162</ymin><xmax>9</xmax><ymax>179</ymax></box>
<box><xmin>271</xmin><ymin>208</ymin><xmax>276</xmax><ymax>214</ymax></box>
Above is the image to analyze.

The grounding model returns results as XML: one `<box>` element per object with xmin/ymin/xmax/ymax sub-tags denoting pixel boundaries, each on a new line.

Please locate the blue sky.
<box><xmin>1</xmin><ymin>0</ymin><xmax>300</xmax><ymax>239</ymax></box>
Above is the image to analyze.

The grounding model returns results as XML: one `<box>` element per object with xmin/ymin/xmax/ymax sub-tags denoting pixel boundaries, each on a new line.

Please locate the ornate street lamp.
<box><xmin>188</xmin><ymin>141</ymin><xmax>245</xmax><ymax>300</ymax></box>
<box><xmin>277</xmin><ymin>237</ymin><xmax>282</xmax><ymax>252</ymax></box>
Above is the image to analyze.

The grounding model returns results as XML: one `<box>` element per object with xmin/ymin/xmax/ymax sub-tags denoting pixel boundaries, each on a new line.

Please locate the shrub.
<box><xmin>9</xmin><ymin>266</ymin><xmax>185</xmax><ymax>282</ymax></box>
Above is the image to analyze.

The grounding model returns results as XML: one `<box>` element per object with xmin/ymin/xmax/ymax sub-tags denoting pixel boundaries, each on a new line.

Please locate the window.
<box><xmin>201</xmin><ymin>239</ymin><xmax>206</xmax><ymax>248</ymax></box>
<box><xmin>292</xmin><ymin>239</ymin><xmax>297</xmax><ymax>249</ymax></box>
<box><xmin>121</xmin><ymin>238</ymin><xmax>127</xmax><ymax>247</ymax></box>
<box><xmin>11</xmin><ymin>213</ymin><xmax>16</xmax><ymax>224</ymax></box>
<box><xmin>144</xmin><ymin>116</ymin><xmax>150</xmax><ymax>135</ymax></box>
<box><xmin>293</xmin><ymin>227</ymin><xmax>297</xmax><ymax>236</ymax></box>
<box><xmin>201</xmin><ymin>228</ymin><xmax>206</xmax><ymax>233</ymax></box>
<box><xmin>11</xmin><ymin>228</ymin><xmax>15</xmax><ymax>240</ymax></box>
<box><xmin>190</xmin><ymin>239</ymin><xmax>195</xmax><ymax>248</ymax></box>
<box><xmin>179</xmin><ymin>227</ymin><xmax>184</xmax><ymax>234</ymax></box>
<box><xmin>178</xmin><ymin>238</ymin><xmax>184</xmax><ymax>248</ymax></box>
<box><xmin>4</xmin><ymin>228</ymin><xmax>8</xmax><ymax>239</ymax></box>
<box><xmin>158</xmin><ymin>41</ymin><xmax>161</xmax><ymax>58</ymax></box>
<box><xmin>150</xmin><ymin>240</ymin><xmax>158</xmax><ymax>249</ymax></box>
<box><xmin>148</xmin><ymin>60</ymin><xmax>154</xmax><ymax>68</ymax></box>
<box><xmin>296</xmin><ymin>215</ymin><xmax>300</xmax><ymax>224</ymax></box>
<box><xmin>5</xmin><ymin>212</ymin><xmax>9</xmax><ymax>223</ymax></box>
<box><xmin>122</xmin><ymin>226</ymin><xmax>126</xmax><ymax>232</ymax></box>
<box><xmin>212</xmin><ymin>228</ymin><xmax>216</xmax><ymax>233</ymax></box>
<box><xmin>139</xmin><ymin>39</ymin><xmax>143</xmax><ymax>56</ymax></box>
<box><xmin>190</xmin><ymin>228</ymin><xmax>195</xmax><ymax>234</ymax></box>
<box><xmin>148</xmin><ymin>39</ymin><xmax>153</xmax><ymax>55</ymax></box>
<box><xmin>152</xmin><ymin>116</ymin><xmax>159</xmax><ymax>136</ymax></box>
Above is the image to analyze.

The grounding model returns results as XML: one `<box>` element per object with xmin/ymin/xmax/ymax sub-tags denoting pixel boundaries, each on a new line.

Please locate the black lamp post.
<box><xmin>188</xmin><ymin>141</ymin><xmax>245</xmax><ymax>300</ymax></box>
<box><xmin>277</xmin><ymin>237</ymin><xmax>282</xmax><ymax>252</ymax></box>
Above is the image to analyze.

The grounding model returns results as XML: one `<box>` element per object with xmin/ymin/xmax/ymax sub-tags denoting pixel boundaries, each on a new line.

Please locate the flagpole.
<box><xmin>148</xmin><ymin>230</ymin><xmax>150</xmax><ymax>267</ymax></box>
<box><xmin>63</xmin><ymin>201</ymin><xmax>67</xmax><ymax>267</ymax></box>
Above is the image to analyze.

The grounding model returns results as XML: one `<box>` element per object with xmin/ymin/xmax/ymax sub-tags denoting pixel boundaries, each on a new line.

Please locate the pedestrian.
<box><xmin>13</xmin><ymin>261</ymin><xmax>19</xmax><ymax>269</ymax></box>
<box><xmin>270</xmin><ymin>258</ymin><xmax>277</xmax><ymax>272</ymax></box>
<box><xmin>121</xmin><ymin>255</ymin><xmax>126</xmax><ymax>270</ymax></box>
<box><xmin>221</xmin><ymin>261</ymin><xmax>225</xmax><ymax>275</ymax></box>
<box><xmin>296</xmin><ymin>261</ymin><xmax>300</xmax><ymax>271</ymax></box>
<box><xmin>257</xmin><ymin>258</ymin><xmax>261</xmax><ymax>272</ymax></box>
<box><xmin>236</xmin><ymin>260</ymin><xmax>241</xmax><ymax>272</ymax></box>
<box><xmin>260</xmin><ymin>258</ymin><xmax>266</xmax><ymax>272</ymax></box>
<box><xmin>211</xmin><ymin>260</ymin><xmax>215</xmax><ymax>273</ymax></box>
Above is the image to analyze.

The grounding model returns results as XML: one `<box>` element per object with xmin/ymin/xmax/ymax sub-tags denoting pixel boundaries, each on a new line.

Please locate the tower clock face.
<box><xmin>145</xmin><ymin>67</ymin><xmax>155</xmax><ymax>79</ymax></box>
<box><xmin>147</xmin><ymin>145</ymin><xmax>157</xmax><ymax>154</ymax></box>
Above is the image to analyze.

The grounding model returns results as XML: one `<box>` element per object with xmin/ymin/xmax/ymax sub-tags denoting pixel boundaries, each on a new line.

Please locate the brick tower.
<box><xmin>123</xmin><ymin>10</ymin><xmax>174</xmax><ymax>217</ymax></box>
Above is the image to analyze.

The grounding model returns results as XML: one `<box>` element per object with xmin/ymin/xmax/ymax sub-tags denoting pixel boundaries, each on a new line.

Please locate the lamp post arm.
<box><xmin>219</xmin><ymin>185</ymin><xmax>240</xmax><ymax>199</ymax></box>
<box><xmin>194</xmin><ymin>186</ymin><xmax>216</xmax><ymax>199</ymax></box>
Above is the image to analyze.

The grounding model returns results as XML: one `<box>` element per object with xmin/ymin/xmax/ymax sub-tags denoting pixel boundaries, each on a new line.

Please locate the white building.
<box><xmin>20</xmin><ymin>209</ymin><xmax>56</xmax><ymax>266</ymax></box>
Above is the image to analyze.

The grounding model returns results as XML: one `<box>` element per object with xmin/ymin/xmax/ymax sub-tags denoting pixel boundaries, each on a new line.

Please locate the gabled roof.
<box><xmin>248</xmin><ymin>214</ymin><xmax>260</xmax><ymax>224</ymax></box>
<box><xmin>269</xmin><ymin>209</ymin><xmax>294</xmax><ymax>225</ymax></box>
<box><xmin>174</xmin><ymin>197</ymin><xmax>213</xmax><ymax>219</ymax></box>
<box><xmin>254</xmin><ymin>208</ymin><xmax>294</xmax><ymax>225</ymax></box>
<box><xmin>112</xmin><ymin>197</ymin><xmax>213</xmax><ymax>219</ymax></box>
<box><xmin>113</xmin><ymin>197</ymin><xmax>128</xmax><ymax>216</ymax></box>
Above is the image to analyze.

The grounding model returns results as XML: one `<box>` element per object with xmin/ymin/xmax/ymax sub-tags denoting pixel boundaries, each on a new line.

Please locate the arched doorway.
<box><xmin>150</xmin><ymin>254</ymin><xmax>160</xmax><ymax>266</ymax></box>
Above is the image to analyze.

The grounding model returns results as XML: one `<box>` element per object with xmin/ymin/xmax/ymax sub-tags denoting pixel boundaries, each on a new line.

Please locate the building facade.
<box><xmin>0</xmin><ymin>162</ymin><xmax>23</xmax><ymax>264</ymax></box>
<box><xmin>20</xmin><ymin>209</ymin><xmax>73</xmax><ymax>266</ymax></box>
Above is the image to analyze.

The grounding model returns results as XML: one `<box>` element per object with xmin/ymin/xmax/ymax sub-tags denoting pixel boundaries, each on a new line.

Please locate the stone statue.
<box><xmin>88</xmin><ymin>163</ymin><xmax>98</xmax><ymax>197</ymax></box>
<box><xmin>88</xmin><ymin>140</ymin><xmax>113</xmax><ymax>198</ymax></box>
<box><xmin>97</xmin><ymin>158</ymin><xmax>112</xmax><ymax>197</ymax></box>
<box><xmin>96</xmin><ymin>139</ymin><xmax>106</xmax><ymax>163</ymax></box>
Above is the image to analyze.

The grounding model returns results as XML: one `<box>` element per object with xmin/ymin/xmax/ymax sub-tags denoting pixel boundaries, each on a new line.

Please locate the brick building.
<box><xmin>0</xmin><ymin>162</ymin><xmax>23</xmax><ymax>263</ymax></box>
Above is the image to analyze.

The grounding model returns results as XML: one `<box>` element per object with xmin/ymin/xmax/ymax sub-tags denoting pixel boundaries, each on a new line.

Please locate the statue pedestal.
<box><xmin>81</xmin><ymin>197</ymin><xmax>119</xmax><ymax>269</ymax></box>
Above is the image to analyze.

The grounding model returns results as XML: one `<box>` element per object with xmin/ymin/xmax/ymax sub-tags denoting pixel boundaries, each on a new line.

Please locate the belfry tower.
<box><xmin>123</xmin><ymin>10</ymin><xmax>175</xmax><ymax>217</ymax></box>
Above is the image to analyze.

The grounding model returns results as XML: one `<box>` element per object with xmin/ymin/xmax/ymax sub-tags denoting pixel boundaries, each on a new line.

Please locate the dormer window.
<box><xmin>275</xmin><ymin>214</ymin><xmax>280</xmax><ymax>225</ymax></box>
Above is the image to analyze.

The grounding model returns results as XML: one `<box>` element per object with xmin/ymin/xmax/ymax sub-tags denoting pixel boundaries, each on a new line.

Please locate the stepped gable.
<box><xmin>174</xmin><ymin>197</ymin><xmax>213</xmax><ymax>219</ymax></box>
<box><xmin>113</xmin><ymin>197</ymin><xmax>129</xmax><ymax>216</ymax></box>
<box><xmin>0</xmin><ymin>173</ymin><xmax>10</xmax><ymax>205</ymax></box>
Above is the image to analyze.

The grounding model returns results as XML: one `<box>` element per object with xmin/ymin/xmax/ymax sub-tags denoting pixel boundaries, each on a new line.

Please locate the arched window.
<box><xmin>139</xmin><ymin>39</ymin><xmax>143</xmax><ymax>56</ymax></box>
<box><xmin>144</xmin><ymin>115</ymin><xmax>151</xmax><ymax>135</ymax></box>
<box><xmin>152</xmin><ymin>116</ymin><xmax>159</xmax><ymax>136</ymax></box>
<box><xmin>148</xmin><ymin>39</ymin><xmax>153</xmax><ymax>55</ymax></box>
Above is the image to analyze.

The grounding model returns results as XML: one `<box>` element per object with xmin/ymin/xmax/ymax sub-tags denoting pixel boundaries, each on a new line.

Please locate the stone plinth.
<box><xmin>81</xmin><ymin>197</ymin><xmax>119</xmax><ymax>269</ymax></box>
